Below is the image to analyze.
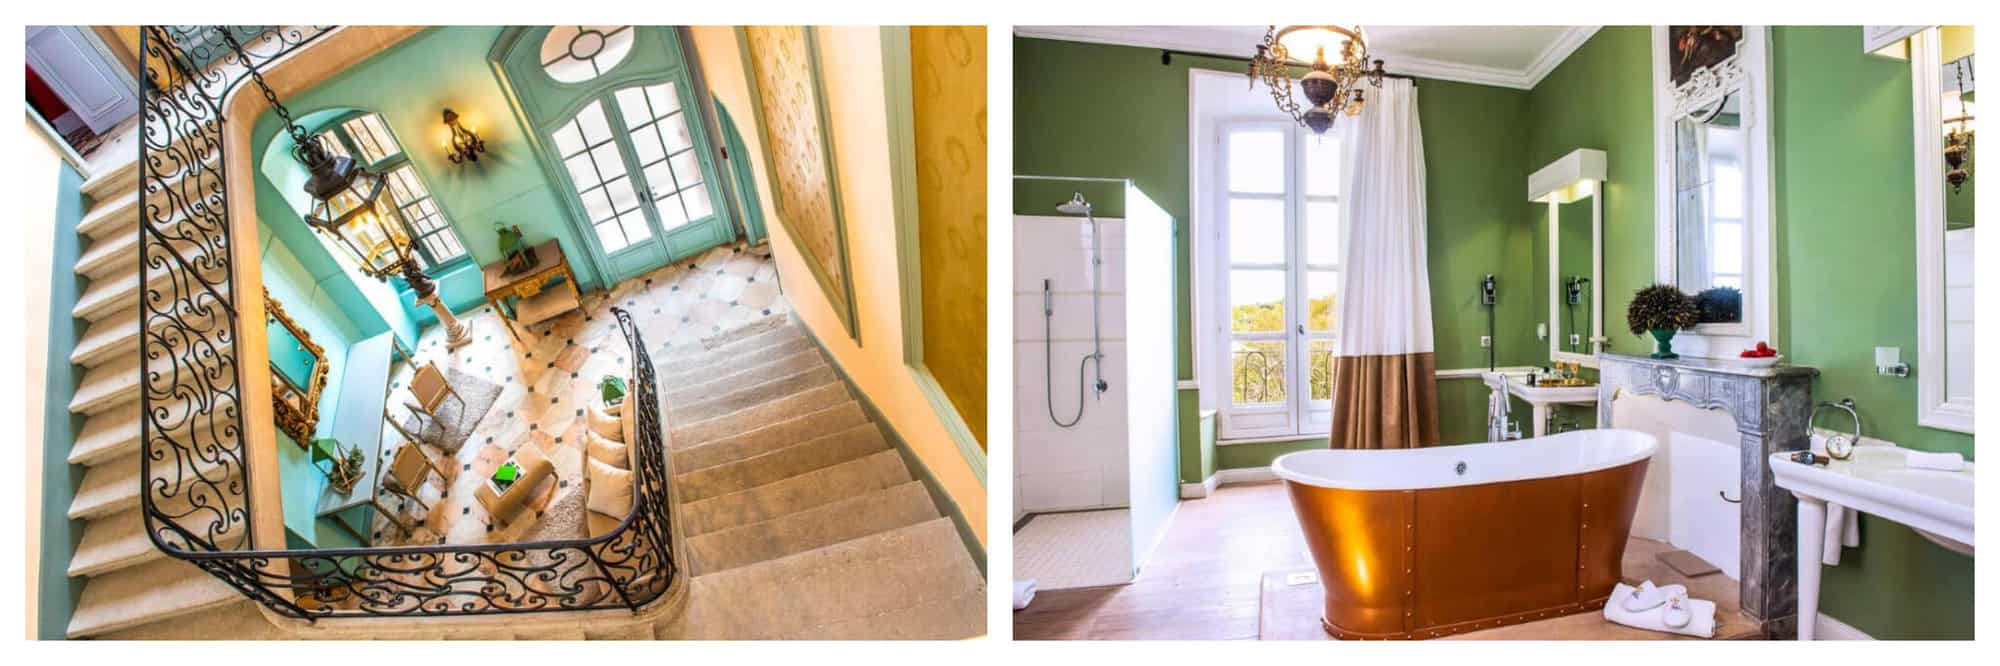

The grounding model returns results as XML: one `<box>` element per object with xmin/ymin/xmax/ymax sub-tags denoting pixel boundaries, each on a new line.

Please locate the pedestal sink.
<box><xmin>1770</xmin><ymin>446</ymin><xmax>1974</xmax><ymax>639</ymax></box>
<box><xmin>1483</xmin><ymin>370</ymin><xmax>1597</xmax><ymax>437</ymax></box>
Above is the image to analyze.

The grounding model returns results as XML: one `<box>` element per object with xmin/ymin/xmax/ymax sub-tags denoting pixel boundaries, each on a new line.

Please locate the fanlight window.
<box><xmin>541</xmin><ymin>26</ymin><xmax>636</xmax><ymax>83</ymax></box>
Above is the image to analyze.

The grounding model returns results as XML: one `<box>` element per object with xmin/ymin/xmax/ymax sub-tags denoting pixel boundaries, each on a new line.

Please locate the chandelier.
<box><xmin>1248</xmin><ymin>25</ymin><xmax>1389</xmax><ymax>135</ymax></box>
<box><xmin>1944</xmin><ymin>57</ymin><xmax>1974</xmax><ymax>193</ymax></box>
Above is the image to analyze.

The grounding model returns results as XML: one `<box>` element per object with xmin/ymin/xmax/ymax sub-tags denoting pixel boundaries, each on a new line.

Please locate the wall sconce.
<box><xmin>442</xmin><ymin>108</ymin><xmax>486</xmax><ymax>164</ymax></box>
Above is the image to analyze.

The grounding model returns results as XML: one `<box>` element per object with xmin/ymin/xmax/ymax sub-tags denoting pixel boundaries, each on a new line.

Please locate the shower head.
<box><xmin>1056</xmin><ymin>193</ymin><xmax>1093</xmax><ymax>216</ymax></box>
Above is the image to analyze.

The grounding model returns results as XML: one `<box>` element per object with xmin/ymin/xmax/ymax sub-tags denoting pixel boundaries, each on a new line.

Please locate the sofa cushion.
<box><xmin>620</xmin><ymin>381</ymin><xmax>636</xmax><ymax>446</ymax></box>
<box><xmin>586</xmin><ymin>456</ymin><xmax>634</xmax><ymax>517</ymax></box>
<box><xmin>586</xmin><ymin>429</ymin><xmax>630</xmax><ymax>470</ymax></box>
<box><xmin>586</xmin><ymin>403</ymin><xmax>623</xmax><ymax>442</ymax></box>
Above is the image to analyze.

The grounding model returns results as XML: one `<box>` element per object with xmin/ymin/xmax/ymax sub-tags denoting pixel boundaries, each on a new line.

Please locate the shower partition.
<box><xmin>1012</xmin><ymin>176</ymin><xmax>1179</xmax><ymax>584</ymax></box>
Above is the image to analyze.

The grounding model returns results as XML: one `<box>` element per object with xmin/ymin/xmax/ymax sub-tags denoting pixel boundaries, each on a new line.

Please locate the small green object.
<box><xmin>1649</xmin><ymin>328</ymin><xmax>1680</xmax><ymax>360</ymax></box>
<box><xmin>600</xmin><ymin>375</ymin><xmax>627</xmax><ymax>404</ymax></box>
<box><xmin>495</xmin><ymin>223</ymin><xmax>522</xmax><ymax>254</ymax></box>
<box><xmin>493</xmin><ymin>461</ymin><xmax>521</xmax><ymax>484</ymax></box>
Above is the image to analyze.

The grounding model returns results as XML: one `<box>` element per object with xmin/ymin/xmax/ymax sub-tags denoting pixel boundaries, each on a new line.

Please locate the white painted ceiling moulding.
<box><xmin>1014</xmin><ymin>25</ymin><xmax>1603</xmax><ymax>91</ymax></box>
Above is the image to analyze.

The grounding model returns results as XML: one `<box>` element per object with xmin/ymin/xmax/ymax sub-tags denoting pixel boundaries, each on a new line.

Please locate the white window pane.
<box><xmin>589</xmin><ymin>143</ymin><xmax>626</xmax><ymax>180</ymax></box>
<box><xmin>660</xmin><ymin>114</ymin><xmax>693</xmax><ymax>153</ymax></box>
<box><xmin>1231</xmin><ymin>339</ymin><xmax>1287</xmax><ymax>405</ymax></box>
<box><xmin>1308</xmin><ymin>339</ymin><xmax>1336</xmax><ymax>400</ymax></box>
<box><xmin>605</xmin><ymin>177</ymin><xmax>641</xmax><ymax>214</ymax></box>
<box><xmin>576</xmin><ymin>101</ymin><xmax>612</xmax><ymax>145</ymax></box>
<box><xmin>595</xmin><ymin>27</ymin><xmax>635</xmax><ymax>75</ymax></box>
<box><xmin>581</xmin><ymin>188</ymin><xmax>615</xmax><ymax>222</ymax></box>
<box><xmin>1228</xmin><ymin>198</ymin><xmax>1285</xmax><ymax>265</ymax></box>
<box><xmin>564</xmin><ymin>153</ymin><xmax>599</xmax><ymax>188</ymax></box>
<box><xmin>545</xmin><ymin>57</ymin><xmax>597</xmax><ymax>84</ymax></box>
<box><xmin>1306</xmin><ymin>201</ymin><xmax>1341</xmax><ymax>266</ymax></box>
<box><xmin>655</xmin><ymin>193</ymin><xmax>689</xmax><ymax>229</ymax></box>
<box><xmin>645</xmin><ymin>82</ymin><xmax>680</xmax><ymax>117</ymax></box>
<box><xmin>542</xmin><ymin>26</ymin><xmax>634</xmax><ymax>83</ymax></box>
<box><xmin>668</xmin><ymin>150</ymin><xmax>703</xmax><ymax>189</ymax></box>
<box><xmin>343</xmin><ymin>114</ymin><xmax>400</xmax><ymax>163</ymax></box>
<box><xmin>643</xmin><ymin>162</ymin><xmax>675</xmax><ymax>198</ymax></box>
<box><xmin>1711</xmin><ymin>222</ymin><xmax>1743</xmax><ymax>275</ymax></box>
<box><xmin>1712</xmin><ymin>163</ymin><xmax>1744</xmax><ymax>219</ymax></box>
<box><xmin>1229</xmin><ymin>269</ymin><xmax>1286</xmax><ymax>333</ymax></box>
<box><xmin>681</xmin><ymin>183</ymin><xmax>712</xmax><ymax>220</ymax></box>
<box><xmin>632</xmin><ymin>124</ymin><xmax>666</xmax><ymax>165</ymax></box>
<box><xmin>1714</xmin><ymin>274</ymin><xmax>1743</xmax><ymax>289</ymax></box>
<box><xmin>314</xmin><ymin>132</ymin><xmax>351</xmax><ymax>161</ymax></box>
<box><xmin>1304</xmin><ymin>135</ymin><xmax>1341</xmax><ymax>196</ymax></box>
<box><xmin>1228</xmin><ymin>130</ymin><xmax>1285</xmax><ymax>194</ymax></box>
<box><xmin>552</xmin><ymin>121</ymin><xmax>585</xmax><ymax>157</ymax></box>
<box><xmin>1308</xmin><ymin>271</ymin><xmax>1339</xmax><ymax>332</ymax></box>
<box><xmin>595</xmin><ymin>220</ymin><xmax>628</xmax><ymax>252</ymax></box>
<box><xmin>618</xmin><ymin>213</ymin><xmax>653</xmax><ymax>243</ymax></box>
<box><xmin>615</xmin><ymin>87</ymin><xmax>652</xmax><ymax>132</ymax></box>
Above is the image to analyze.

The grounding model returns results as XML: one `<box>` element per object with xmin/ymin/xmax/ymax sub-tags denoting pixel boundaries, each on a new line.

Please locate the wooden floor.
<box><xmin>1013</xmin><ymin>480</ymin><xmax>1758</xmax><ymax>641</ymax></box>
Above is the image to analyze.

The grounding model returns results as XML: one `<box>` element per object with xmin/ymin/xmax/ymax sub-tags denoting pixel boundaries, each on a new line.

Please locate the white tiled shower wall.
<box><xmin>1014</xmin><ymin>215</ymin><xmax>1130</xmax><ymax>513</ymax></box>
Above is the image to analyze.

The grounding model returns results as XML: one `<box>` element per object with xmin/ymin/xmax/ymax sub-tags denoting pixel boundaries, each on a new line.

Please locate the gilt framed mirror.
<box><xmin>1651</xmin><ymin>26</ymin><xmax>1777</xmax><ymax>358</ymax></box>
<box><xmin>1532</xmin><ymin>148</ymin><xmax>1607</xmax><ymax>366</ymax></box>
<box><xmin>1910</xmin><ymin>26</ymin><xmax>1975</xmax><ymax>434</ymax></box>
<box><xmin>266</xmin><ymin>288</ymin><xmax>327</xmax><ymax>446</ymax></box>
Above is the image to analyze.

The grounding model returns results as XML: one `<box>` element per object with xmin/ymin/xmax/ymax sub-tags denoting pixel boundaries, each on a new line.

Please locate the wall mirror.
<box><xmin>1532</xmin><ymin>148</ymin><xmax>1606</xmax><ymax>365</ymax></box>
<box><xmin>1911</xmin><ymin>26</ymin><xmax>1975</xmax><ymax>433</ymax></box>
<box><xmin>1652</xmin><ymin>26</ymin><xmax>1775</xmax><ymax>358</ymax></box>
<box><xmin>267</xmin><ymin>289</ymin><xmax>328</xmax><ymax>445</ymax></box>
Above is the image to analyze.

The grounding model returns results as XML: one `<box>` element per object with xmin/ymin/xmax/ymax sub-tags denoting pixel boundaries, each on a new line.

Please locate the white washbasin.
<box><xmin>1770</xmin><ymin>447</ymin><xmax>1974</xmax><ymax>554</ymax></box>
<box><xmin>1482</xmin><ymin>371</ymin><xmax>1598</xmax><ymax>404</ymax></box>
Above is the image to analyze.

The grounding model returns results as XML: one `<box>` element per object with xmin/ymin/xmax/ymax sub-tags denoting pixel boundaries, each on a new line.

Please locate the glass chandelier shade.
<box><xmin>299</xmin><ymin>138</ymin><xmax>412</xmax><ymax>281</ymax></box>
<box><xmin>1249</xmin><ymin>25</ymin><xmax>1387</xmax><ymax>135</ymax></box>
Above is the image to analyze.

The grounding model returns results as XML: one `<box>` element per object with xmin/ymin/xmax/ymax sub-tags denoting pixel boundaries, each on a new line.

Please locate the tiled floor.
<box><xmin>367</xmin><ymin>242</ymin><xmax>786</xmax><ymax>546</ymax></box>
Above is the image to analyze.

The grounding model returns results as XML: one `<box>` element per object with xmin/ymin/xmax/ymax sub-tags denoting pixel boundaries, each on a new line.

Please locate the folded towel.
<box><xmin>1013</xmin><ymin>579</ymin><xmax>1038</xmax><ymax>610</ymax></box>
<box><xmin>1821</xmin><ymin>502</ymin><xmax>1862</xmax><ymax>566</ymax></box>
<box><xmin>1906</xmin><ymin>451</ymin><xmax>1966</xmax><ymax>471</ymax></box>
<box><xmin>1604</xmin><ymin>582</ymin><xmax>1716</xmax><ymax>638</ymax></box>
<box><xmin>1619</xmin><ymin>580</ymin><xmax>1689</xmax><ymax>612</ymax></box>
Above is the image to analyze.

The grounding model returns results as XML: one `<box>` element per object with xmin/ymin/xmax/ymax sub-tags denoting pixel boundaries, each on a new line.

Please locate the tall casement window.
<box><xmin>314</xmin><ymin>112</ymin><xmax>468</xmax><ymax>270</ymax></box>
<box><xmin>1216</xmin><ymin>122</ymin><xmax>1343</xmax><ymax>440</ymax></box>
<box><xmin>492</xmin><ymin>26</ymin><xmax>736</xmax><ymax>285</ymax></box>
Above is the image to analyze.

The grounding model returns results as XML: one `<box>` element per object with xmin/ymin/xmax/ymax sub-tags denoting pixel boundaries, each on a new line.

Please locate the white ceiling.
<box><xmin>1013</xmin><ymin>26</ymin><xmax>1601</xmax><ymax>90</ymax></box>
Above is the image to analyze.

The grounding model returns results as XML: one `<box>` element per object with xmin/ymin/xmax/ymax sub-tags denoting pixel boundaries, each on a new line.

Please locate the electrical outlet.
<box><xmin>1536</xmin><ymin>323</ymin><xmax>1547</xmax><ymax>340</ymax></box>
<box><xmin>1570</xmin><ymin>333</ymin><xmax>1582</xmax><ymax>347</ymax></box>
<box><xmin>1480</xmin><ymin>335</ymin><xmax>1492</xmax><ymax>349</ymax></box>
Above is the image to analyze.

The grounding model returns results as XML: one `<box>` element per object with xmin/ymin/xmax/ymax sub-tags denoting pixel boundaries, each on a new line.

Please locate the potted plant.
<box><xmin>1693</xmin><ymin>286</ymin><xmax>1742</xmax><ymax>324</ymax></box>
<box><xmin>599</xmin><ymin>375</ymin><xmax>628</xmax><ymax>406</ymax></box>
<box><xmin>1627</xmin><ymin>284</ymin><xmax>1699</xmax><ymax>359</ymax></box>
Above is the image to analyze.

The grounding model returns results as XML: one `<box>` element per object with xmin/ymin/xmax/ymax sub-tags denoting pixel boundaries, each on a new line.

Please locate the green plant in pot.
<box><xmin>1627</xmin><ymin>284</ymin><xmax>1699</xmax><ymax>359</ymax></box>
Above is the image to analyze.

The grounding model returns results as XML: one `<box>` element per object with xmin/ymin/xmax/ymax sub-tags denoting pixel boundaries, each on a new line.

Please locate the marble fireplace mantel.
<box><xmin>1597</xmin><ymin>352</ymin><xmax>1819</xmax><ymax>639</ymax></box>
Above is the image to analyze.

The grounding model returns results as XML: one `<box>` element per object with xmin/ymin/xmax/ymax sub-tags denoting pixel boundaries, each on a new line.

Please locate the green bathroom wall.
<box><xmin>1014</xmin><ymin>37</ymin><xmax>1538</xmax><ymax>483</ymax></box>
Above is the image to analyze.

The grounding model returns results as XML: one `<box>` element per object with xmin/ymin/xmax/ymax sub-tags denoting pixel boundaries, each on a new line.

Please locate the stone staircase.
<box><xmin>654</xmin><ymin>317</ymin><xmax>987</xmax><ymax>640</ymax></box>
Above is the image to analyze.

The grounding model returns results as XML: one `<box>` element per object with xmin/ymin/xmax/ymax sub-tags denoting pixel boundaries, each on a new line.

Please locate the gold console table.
<box><xmin>482</xmin><ymin>239</ymin><xmax>583</xmax><ymax>341</ymax></box>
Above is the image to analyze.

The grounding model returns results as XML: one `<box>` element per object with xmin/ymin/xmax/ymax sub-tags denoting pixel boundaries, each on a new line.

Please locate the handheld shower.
<box><xmin>1045</xmin><ymin>193</ymin><xmax>1109</xmax><ymax>428</ymax></box>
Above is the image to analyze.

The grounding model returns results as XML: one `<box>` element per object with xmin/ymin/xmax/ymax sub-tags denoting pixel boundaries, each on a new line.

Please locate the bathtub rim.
<box><xmin>1270</xmin><ymin>429</ymin><xmax>1658</xmax><ymax>491</ymax></box>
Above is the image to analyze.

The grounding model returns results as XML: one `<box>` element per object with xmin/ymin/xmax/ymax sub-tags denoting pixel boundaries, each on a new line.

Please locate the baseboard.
<box><xmin>1183</xmin><ymin>467</ymin><xmax>1278</xmax><ymax>498</ymax></box>
<box><xmin>1814</xmin><ymin>613</ymin><xmax>1873</xmax><ymax>640</ymax></box>
<box><xmin>792</xmin><ymin>313</ymin><xmax>986</xmax><ymax>577</ymax></box>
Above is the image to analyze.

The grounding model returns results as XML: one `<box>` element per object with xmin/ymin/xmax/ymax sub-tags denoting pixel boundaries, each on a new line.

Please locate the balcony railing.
<box><xmin>135</xmin><ymin>26</ymin><xmax>675</xmax><ymax>620</ymax></box>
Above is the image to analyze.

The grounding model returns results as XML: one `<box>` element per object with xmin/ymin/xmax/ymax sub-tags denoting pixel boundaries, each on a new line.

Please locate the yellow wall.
<box><xmin>23</xmin><ymin>116</ymin><xmax>67</xmax><ymax>639</ymax></box>
<box><xmin>910</xmin><ymin>26</ymin><xmax>989</xmax><ymax>449</ymax></box>
<box><xmin>1941</xmin><ymin>25</ymin><xmax>1973</xmax><ymax>64</ymax></box>
<box><xmin>690</xmin><ymin>26</ymin><xmax>986</xmax><ymax>545</ymax></box>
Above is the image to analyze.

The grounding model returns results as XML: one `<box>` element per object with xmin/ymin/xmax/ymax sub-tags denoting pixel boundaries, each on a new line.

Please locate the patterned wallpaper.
<box><xmin>742</xmin><ymin>26</ymin><xmax>849</xmax><ymax>320</ymax></box>
<box><xmin>911</xmin><ymin>26</ymin><xmax>988</xmax><ymax>448</ymax></box>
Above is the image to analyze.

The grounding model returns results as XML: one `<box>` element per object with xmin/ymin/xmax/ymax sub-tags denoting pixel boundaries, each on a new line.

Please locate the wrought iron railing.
<box><xmin>135</xmin><ymin>25</ymin><xmax>675</xmax><ymax>621</ymax></box>
<box><xmin>1230</xmin><ymin>348</ymin><xmax>1335</xmax><ymax>403</ymax></box>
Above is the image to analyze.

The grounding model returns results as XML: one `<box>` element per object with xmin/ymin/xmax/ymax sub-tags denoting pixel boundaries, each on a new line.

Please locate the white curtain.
<box><xmin>1335</xmin><ymin>79</ymin><xmax>1433</xmax><ymax>356</ymax></box>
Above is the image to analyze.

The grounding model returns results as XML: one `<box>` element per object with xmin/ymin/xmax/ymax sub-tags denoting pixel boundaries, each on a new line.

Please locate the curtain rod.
<box><xmin>1158</xmin><ymin>48</ymin><xmax>1420</xmax><ymax>85</ymax></box>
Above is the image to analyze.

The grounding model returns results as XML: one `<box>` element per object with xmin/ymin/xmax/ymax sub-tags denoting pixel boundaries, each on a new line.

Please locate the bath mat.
<box><xmin>1657</xmin><ymin>549</ymin><xmax>1723</xmax><ymax>578</ymax></box>
<box><xmin>396</xmin><ymin>367</ymin><xmax>502</xmax><ymax>453</ymax></box>
<box><xmin>1012</xmin><ymin>509</ymin><xmax>1134</xmax><ymax>591</ymax></box>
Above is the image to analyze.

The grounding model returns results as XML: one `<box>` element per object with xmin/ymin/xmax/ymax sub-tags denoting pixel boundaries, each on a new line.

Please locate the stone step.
<box><xmin>659</xmin><ymin>321</ymin><xmax>801</xmax><ymax>375</ymax></box>
<box><xmin>673</xmin><ymin>518</ymin><xmax>984</xmax><ymax>640</ymax></box>
<box><xmin>70</xmin><ymin>447</ymin><xmax>237</xmax><ymax>521</ymax></box>
<box><xmin>67</xmin><ymin>556</ymin><xmax>242</xmax><ymax>638</ymax></box>
<box><xmin>670</xmin><ymin>381</ymin><xmax>851</xmax><ymax>447</ymax></box>
<box><xmin>661</xmin><ymin>335</ymin><xmax>814</xmax><ymax>387</ymax></box>
<box><xmin>664</xmin><ymin>347</ymin><xmax>826</xmax><ymax>406</ymax></box>
<box><xmin>71</xmin><ymin>268</ymin><xmax>141</xmax><ymax>323</ymax></box>
<box><xmin>67</xmin><ymin>353</ymin><xmax>142</xmax><ymax>416</ymax></box>
<box><xmin>77</xmin><ymin>189</ymin><xmax>139</xmax><ymax>241</ymax></box>
<box><xmin>80</xmin><ymin>154</ymin><xmax>140</xmax><ymax>202</ymax></box>
<box><xmin>683</xmin><ymin>449</ymin><xmax>911</xmax><ymax>536</ymax></box>
<box><xmin>673</xmin><ymin>402</ymin><xmax>868</xmax><ymax>473</ymax></box>
<box><xmin>688</xmin><ymin>481</ymin><xmax>936</xmax><ymax>576</ymax></box>
<box><xmin>69</xmin><ymin>306</ymin><xmax>141</xmax><ymax>369</ymax></box>
<box><xmin>94</xmin><ymin>598</ymin><xmax>275</xmax><ymax>640</ymax></box>
<box><xmin>671</xmin><ymin>364</ymin><xmax>840</xmax><ymax>425</ymax></box>
<box><xmin>676</xmin><ymin>422</ymin><xmax>889</xmax><ymax>502</ymax></box>
<box><xmin>70</xmin><ymin>503</ymin><xmax>249</xmax><ymax>579</ymax></box>
<box><xmin>76</xmin><ymin>219</ymin><xmax>140</xmax><ymax>279</ymax></box>
<box><xmin>68</xmin><ymin>403</ymin><xmax>140</xmax><ymax>467</ymax></box>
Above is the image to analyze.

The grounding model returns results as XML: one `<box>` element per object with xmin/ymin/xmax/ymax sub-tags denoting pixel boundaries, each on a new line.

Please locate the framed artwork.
<box><xmin>1668</xmin><ymin>26</ymin><xmax>1744</xmax><ymax>88</ymax></box>
<box><xmin>737</xmin><ymin>26</ymin><xmax>859</xmax><ymax>341</ymax></box>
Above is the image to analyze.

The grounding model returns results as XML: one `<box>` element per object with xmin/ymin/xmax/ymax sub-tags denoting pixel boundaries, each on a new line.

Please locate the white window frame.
<box><xmin>315</xmin><ymin>112</ymin><xmax>469</xmax><ymax>271</ymax></box>
<box><xmin>1207</xmin><ymin>119</ymin><xmax>1344</xmax><ymax>441</ymax></box>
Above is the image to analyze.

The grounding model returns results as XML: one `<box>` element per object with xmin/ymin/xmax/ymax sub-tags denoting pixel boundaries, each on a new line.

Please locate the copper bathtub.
<box><xmin>1273</xmin><ymin>429</ymin><xmax>1657</xmax><ymax>639</ymax></box>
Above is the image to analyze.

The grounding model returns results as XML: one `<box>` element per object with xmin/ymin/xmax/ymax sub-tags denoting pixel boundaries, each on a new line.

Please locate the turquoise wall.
<box><xmin>257</xmin><ymin>222</ymin><xmax>369</xmax><ymax>548</ymax></box>
<box><xmin>36</xmin><ymin>162</ymin><xmax>88</xmax><ymax>640</ymax></box>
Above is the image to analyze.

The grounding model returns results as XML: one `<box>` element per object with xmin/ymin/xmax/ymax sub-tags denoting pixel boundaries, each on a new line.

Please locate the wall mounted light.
<box><xmin>442</xmin><ymin>108</ymin><xmax>487</xmax><ymax>164</ymax></box>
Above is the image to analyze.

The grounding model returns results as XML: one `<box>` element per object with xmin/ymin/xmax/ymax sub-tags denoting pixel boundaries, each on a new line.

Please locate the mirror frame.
<box><xmin>1910</xmin><ymin>27</ymin><xmax>1975</xmax><ymax>434</ymax></box>
<box><xmin>1650</xmin><ymin>26</ymin><xmax>1778</xmax><ymax>358</ymax></box>
<box><xmin>1531</xmin><ymin>148</ymin><xmax>1607</xmax><ymax>367</ymax></box>
<box><xmin>266</xmin><ymin>288</ymin><xmax>327</xmax><ymax>446</ymax></box>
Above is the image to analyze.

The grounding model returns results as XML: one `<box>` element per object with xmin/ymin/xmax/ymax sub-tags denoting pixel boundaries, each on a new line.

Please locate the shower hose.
<box><xmin>1045</xmin><ymin>309</ymin><xmax>1099</xmax><ymax>428</ymax></box>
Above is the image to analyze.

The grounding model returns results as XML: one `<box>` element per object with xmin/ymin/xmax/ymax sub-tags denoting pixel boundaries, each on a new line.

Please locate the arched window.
<box><xmin>540</xmin><ymin>26</ymin><xmax>635</xmax><ymax>83</ymax></box>
<box><xmin>313</xmin><ymin>112</ymin><xmax>467</xmax><ymax>268</ymax></box>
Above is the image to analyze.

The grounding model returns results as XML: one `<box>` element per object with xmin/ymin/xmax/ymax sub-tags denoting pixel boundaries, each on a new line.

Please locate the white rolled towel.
<box><xmin>1013</xmin><ymin>579</ymin><xmax>1038</xmax><ymax>610</ymax></box>
<box><xmin>1603</xmin><ymin>582</ymin><xmax>1715</xmax><ymax>638</ymax></box>
<box><xmin>1906</xmin><ymin>450</ymin><xmax>1966</xmax><ymax>471</ymax></box>
<box><xmin>1821</xmin><ymin>502</ymin><xmax>1862</xmax><ymax>566</ymax></box>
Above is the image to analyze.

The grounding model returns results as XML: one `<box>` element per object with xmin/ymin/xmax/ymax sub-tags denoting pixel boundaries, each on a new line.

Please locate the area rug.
<box><xmin>396</xmin><ymin>367</ymin><xmax>502</xmax><ymax>453</ymax></box>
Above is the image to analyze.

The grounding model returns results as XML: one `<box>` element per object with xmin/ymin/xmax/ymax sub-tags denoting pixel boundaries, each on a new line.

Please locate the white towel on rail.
<box><xmin>1821</xmin><ymin>502</ymin><xmax>1862</xmax><ymax>566</ymax></box>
